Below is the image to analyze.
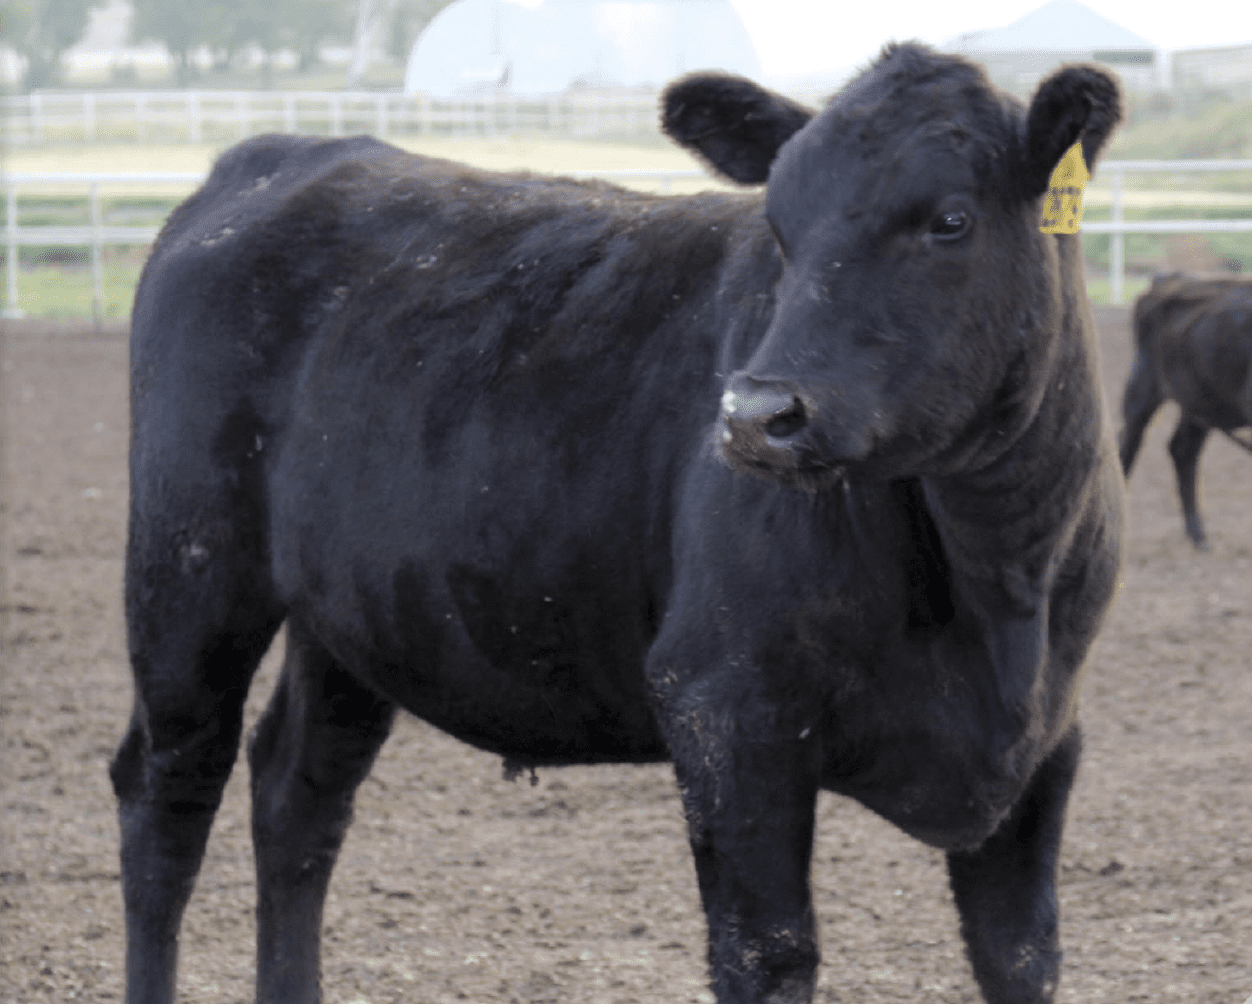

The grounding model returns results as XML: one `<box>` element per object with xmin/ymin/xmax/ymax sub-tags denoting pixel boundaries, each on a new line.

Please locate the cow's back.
<box><xmin>1133</xmin><ymin>274</ymin><xmax>1252</xmax><ymax>428</ymax></box>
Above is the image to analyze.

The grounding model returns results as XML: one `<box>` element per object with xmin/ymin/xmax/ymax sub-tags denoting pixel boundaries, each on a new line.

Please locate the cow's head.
<box><xmin>662</xmin><ymin>43</ymin><xmax>1120</xmax><ymax>486</ymax></box>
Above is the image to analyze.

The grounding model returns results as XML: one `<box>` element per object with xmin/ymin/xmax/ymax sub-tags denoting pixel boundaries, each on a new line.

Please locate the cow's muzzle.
<box><xmin>719</xmin><ymin>373</ymin><xmax>810</xmax><ymax>472</ymax></box>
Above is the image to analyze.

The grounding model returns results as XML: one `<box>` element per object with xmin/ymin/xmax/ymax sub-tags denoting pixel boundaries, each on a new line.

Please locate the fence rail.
<box><xmin>1092</xmin><ymin>159</ymin><xmax>1252</xmax><ymax>304</ymax></box>
<box><xmin>1</xmin><ymin>89</ymin><xmax>677</xmax><ymax>146</ymax></box>
<box><xmin>0</xmin><ymin>169</ymin><xmax>706</xmax><ymax>320</ymax></box>
<box><xmin>4</xmin><ymin>160</ymin><xmax>1252</xmax><ymax>321</ymax></box>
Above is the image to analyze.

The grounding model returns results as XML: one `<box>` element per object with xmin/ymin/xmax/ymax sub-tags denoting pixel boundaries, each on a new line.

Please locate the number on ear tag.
<box><xmin>1040</xmin><ymin>141</ymin><xmax>1088</xmax><ymax>235</ymax></box>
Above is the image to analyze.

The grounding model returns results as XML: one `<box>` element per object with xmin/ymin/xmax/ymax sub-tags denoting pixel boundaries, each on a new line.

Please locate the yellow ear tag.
<box><xmin>1039</xmin><ymin>141</ymin><xmax>1088</xmax><ymax>234</ymax></box>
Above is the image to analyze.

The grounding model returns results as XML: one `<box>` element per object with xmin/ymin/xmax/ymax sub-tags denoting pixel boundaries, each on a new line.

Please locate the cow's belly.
<box><xmin>269</xmin><ymin>389</ymin><xmax>679</xmax><ymax>763</ymax></box>
<box><xmin>281</xmin><ymin>547</ymin><xmax>670</xmax><ymax>764</ymax></box>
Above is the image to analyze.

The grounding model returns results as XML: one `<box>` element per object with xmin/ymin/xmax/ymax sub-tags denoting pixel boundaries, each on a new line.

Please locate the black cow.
<box><xmin>1120</xmin><ymin>272</ymin><xmax>1252</xmax><ymax>549</ymax></box>
<box><xmin>112</xmin><ymin>44</ymin><xmax>1123</xmax><ymax>1004</ymax></box>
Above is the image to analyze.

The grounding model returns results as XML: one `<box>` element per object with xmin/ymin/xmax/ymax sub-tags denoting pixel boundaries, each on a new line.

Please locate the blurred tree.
<box><xmin>281</xmin><ymin>0</ymin><xmax>354</xmax><ymax>73</ymax></box>
<box><xmin>130</xmin><ymin>0</ymin><xmax>233</xmax><ymax>84</ymax></box>
<box><xmin>0</xmin><ymin>0</ymin><xmax>94</xmax><ymax>90</ymax></box>
<box><xmin>344</xmin><ymin>0</ymin><xmax>451</xmax><ymax>86</ymax></box>
<box><xmin>131</xmin><ymin>0</ymin><xmax>353</xmax><ymax>86</ymax></box>
<box><xmin>388</xmin><ymin>0</ymin><xmax>455</xmax><ymax>63</ymax></box>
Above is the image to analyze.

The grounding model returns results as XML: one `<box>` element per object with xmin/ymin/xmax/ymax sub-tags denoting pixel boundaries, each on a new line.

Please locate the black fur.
<box><xmin>114</xmin><ymin>44</ymin><xmax>1123</xmax><ymax>1004</ymax></box>
<box><xmin>662</xmin><ymin>72</ymin><xmax>814</xmax><ymax>184</ymax></box>
<box><xmin>1021</xmin><ymin>63</ymin><xmax>1122</xmax><ymax>198</ymax></box>
<box><xmin>1120</xmin><ymin>272</ymin><xmax>1252</xmax><ymax>549</ymax></box>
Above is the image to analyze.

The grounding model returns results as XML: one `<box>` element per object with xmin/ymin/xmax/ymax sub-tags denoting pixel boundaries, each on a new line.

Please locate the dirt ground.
<box><xmin>1</xmin><ymin>307</ymin><xmax>1250</xmax><ymax>1004</ymax></box>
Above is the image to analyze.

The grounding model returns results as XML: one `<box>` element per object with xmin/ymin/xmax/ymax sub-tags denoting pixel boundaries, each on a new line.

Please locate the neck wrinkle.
<box><xmin>922</xmin><ymin>309</ymin><xmax>1107</xmax><ymax>618</ymax></box>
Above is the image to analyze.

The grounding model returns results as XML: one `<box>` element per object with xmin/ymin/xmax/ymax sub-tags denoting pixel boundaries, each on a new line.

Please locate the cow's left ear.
<box><xmin>1022</xmin><ymin>64</ymin><xmax>1122</xmax><ymax>198</ymax></box>
<box><xmin>661</xmin><ymin>73</ymin><xmax>814</xmax><ymax>185</ymax></box>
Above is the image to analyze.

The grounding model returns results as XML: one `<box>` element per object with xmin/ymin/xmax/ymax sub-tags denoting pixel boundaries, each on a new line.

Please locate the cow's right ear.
<box><xmin>661</xmin><ymin>73</ymin><xmax>814</xmax><ymax>185</ymax></box>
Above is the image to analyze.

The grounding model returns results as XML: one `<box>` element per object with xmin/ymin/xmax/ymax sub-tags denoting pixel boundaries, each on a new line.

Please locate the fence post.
<box><xmin>90</xmin><ymin>180</ymin><xmax>103</xmax><ymax>331</ymax></box>
<box><xmin>1111</xmin><ymin>166</ymin><xmax>1125</xmax><ymax>306</ymax></box>
<box><xmin>84</xmin><ymin>93</ymin><xmax>95</xmax><ymax>143</ymax></box>
<box><xmin>189</xmin><ymin>92</ymin><xmax>201</xmax><ymax>143</ymax></box>
<box><xmin>3</xmin><ymin>183</ymin><xmax>22</xmax><ymax>319</ymax></box>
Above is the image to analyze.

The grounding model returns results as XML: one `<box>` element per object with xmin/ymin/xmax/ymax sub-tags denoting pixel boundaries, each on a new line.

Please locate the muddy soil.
<box><xmin>2</xmin><ymin>308</ymin><xmax>1250</xmax><ymax>1004</ymax></box>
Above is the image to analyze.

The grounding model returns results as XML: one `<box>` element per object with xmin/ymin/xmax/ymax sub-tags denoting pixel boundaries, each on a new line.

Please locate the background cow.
<box><xmin>1120</xmin><ymin>272</ymin><xmax>1252</xmax><ymax>549</ymax></box>
<box><xmin>113</xmin><ymin>44</ymin><xmax>1122</xmax><ymax>1004</ymax></box>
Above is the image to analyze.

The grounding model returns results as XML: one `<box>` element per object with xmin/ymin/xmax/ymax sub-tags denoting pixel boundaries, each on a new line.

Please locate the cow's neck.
<box><xmin>917</xmin><ymin>304</ymin><xmax>1111</xmax><ymax>721</ymax></box>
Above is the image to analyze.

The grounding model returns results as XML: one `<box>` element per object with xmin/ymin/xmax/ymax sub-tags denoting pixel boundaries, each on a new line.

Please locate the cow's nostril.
<box><xmin>765</xmin><ymin>398</ymin><xmax>806</xmax><ymax>439</ymax></box>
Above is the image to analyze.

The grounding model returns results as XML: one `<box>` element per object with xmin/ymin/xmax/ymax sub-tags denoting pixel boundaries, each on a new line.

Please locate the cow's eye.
<box><xmin>930</xmin><ymin>210</ymin><xmax>971</xmax><ymax>240</ymax></box>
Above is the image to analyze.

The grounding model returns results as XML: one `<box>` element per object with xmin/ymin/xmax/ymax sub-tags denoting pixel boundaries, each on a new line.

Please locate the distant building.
<box><xmin>403</xmin><ymin>0</ymin><xmax>760</xmax><ymax>96</ymax></box>
<box><xmin>1172</xmin><ymin>44</ymin><xmax>1252</xmax><ymax>99</ymax></box>
<box><xmin>945</xmin><ymin>0</ymin><xmax>1161</xmax><ymax>98</ymax></box>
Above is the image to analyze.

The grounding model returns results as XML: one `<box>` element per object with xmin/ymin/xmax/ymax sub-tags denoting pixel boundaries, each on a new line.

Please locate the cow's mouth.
<box><xmin>718</xmin><ymin>421</ymin><xmax>846</xmax><ymax>487</ymax></box>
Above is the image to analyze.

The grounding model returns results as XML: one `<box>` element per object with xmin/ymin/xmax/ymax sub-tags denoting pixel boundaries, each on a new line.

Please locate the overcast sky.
<box><xmin>729</xmin><ymin>0</ymin><xmax>1252</xmax><ymax>82</ymax></box>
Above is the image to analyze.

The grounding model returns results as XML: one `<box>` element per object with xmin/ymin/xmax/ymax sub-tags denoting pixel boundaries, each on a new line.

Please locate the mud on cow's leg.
<box><xmin>946</xmin><ymin>724</ymin><xmax>1082</xmax><ymax>1004</ymax></box>
<box><xmin>660</xmin><ymin>676</ymin><xmax>823</xmax><ymax>1004</ymax></box>
<box><xmin>248</xmin><ymin>623</ymin><xmax>397</xmax><ymax>1004</ymax></box>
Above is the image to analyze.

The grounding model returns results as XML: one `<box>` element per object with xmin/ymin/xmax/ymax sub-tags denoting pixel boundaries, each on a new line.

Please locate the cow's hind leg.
<box><xmin>111</xmin><ymin>564</ymin><xmax>283</xmax><ymax>1004</ymax></box>
<box><xmin>1167</xmin><ymin>415</ymin><xmax>1211</xmax><ymax>549</ymax></box>
<box><xmin>1118</xmin><ymin>349</ymin><xmax>1164</xmax><ymax>476</ymax></box>
<box><xmin>249</xmin><ymin>622</ymin><xmax>396</xmax><ymax>1003</ymax></box>
<box><xmin>946</xmin><ymin>724</ymin><xmax>1081</xmax><ymax>1004</ymax></box>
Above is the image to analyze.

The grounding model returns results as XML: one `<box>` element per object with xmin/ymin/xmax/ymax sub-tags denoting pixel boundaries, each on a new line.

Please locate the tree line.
<box><xmin>1</xmin><ymin>0</ymin><xmax>455</xmax><ymax>91</ymax></box>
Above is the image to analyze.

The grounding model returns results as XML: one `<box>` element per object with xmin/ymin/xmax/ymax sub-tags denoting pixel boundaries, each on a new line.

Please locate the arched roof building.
<box><xmin>403</xmin><ymin>0</ymin><xmax>761</xmax><ymax>96</ymax></box>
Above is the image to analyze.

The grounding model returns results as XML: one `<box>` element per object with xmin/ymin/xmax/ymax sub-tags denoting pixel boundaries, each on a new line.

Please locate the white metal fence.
<box><xmin>3</xmin><ymin>160</ymin><xmax>1251</xmax><ymax>322</ymax></box>
<box><xmin>1</xmin><ymin>89</ymin><xmax>675</xmax><ymax>146</ymax></box>
<box><xmin>0</xmin><ymin>169</ymin><xmax>706</xmax><ymax>321</ymax></box>
<box><xmin>1084</xmin><ymin>159</ymin><xmax>1252</xmax><ymax>304</ymax></box>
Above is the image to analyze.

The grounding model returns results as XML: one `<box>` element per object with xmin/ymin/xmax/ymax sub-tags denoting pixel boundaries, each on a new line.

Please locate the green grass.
<box><xmin>1111</xmin><ymin>97</ymin><xmax>1252</xmax><ymax>162</ymax></box>
<box><xmin>1</xmin><ymin>261</ymin><xmax>144</xmax><ymax>320</ymax></box>
<box><xmin>1084</xmin><ymin>275</ymin><xmax>1151</xmax><ymax>307</ymax></box>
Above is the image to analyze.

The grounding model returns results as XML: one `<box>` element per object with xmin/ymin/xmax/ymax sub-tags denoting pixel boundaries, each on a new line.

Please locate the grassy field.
<box><xmin>4</xmin><ymin>139</ymin><xmax>1249</xmax><ymax>318</ymax></box>
<box><xmin>0</xmin><ymin>259</ymin><xmax>144</xmax><ymax>321</ymax></box>
<box><xmin>4</xmin><ymin>137</ymin><xmax>711</xmax><ymax>184</ymax></box>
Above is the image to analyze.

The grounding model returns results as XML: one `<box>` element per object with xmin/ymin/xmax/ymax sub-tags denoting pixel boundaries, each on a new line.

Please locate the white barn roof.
<box><xmin>945</xmin><ymin>0</ymin><xmax>1160</xmax><ymax>95</ymax></box>
<box><xmin>948</xmin><ymin>0</ymin><xmax>1155</xmax><ymax>55</ymax></box>
<box><xmin>404</xmin><ymin>0</ymin><xmax>761</xmax><ymax>96</ymax></box>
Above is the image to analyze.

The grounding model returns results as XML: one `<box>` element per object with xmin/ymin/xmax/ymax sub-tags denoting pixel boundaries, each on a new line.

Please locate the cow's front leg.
<box><xmin>946</xmin><ymin>723</ymin><xmax>1082</xmax><ymax>1004</ymax></box>
<box><xmin>660</xmin><ymin>674</ymin><xmax>822</xmax><ymax>1004</ymax></box>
